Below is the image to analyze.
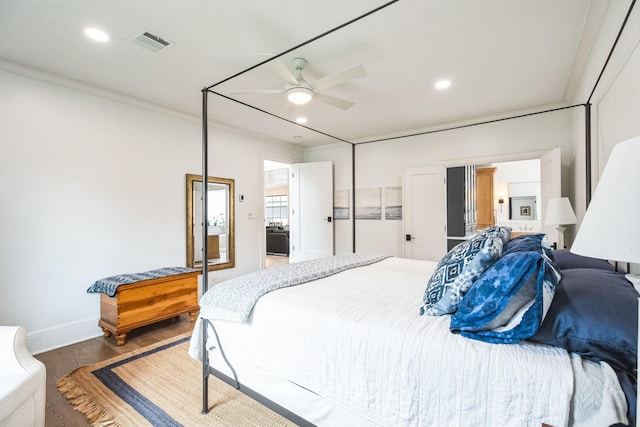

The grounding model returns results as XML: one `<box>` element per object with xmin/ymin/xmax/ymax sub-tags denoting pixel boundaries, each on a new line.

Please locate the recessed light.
<box><xmin>295</xmin><ymin>117</ymin><xmax>307</xmax><ymax>124</ymax></box>
<box><xmin>435</xmin><ymin>79</ymin><xmax>451</xmax><ymax>90</ymax></box>
<box><xmin>85</xmin><ymin>27</ymin><xmax>110</xmax><ymax>42</ymax></box>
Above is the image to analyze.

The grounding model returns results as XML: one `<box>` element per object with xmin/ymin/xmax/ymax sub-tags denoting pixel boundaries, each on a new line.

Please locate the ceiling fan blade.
<box><xmin>226</xmin><ymin>89</ymin><xmax>284</xmax><ymax>95</ymax></box>
<box><xmin>259</xmin><ymin>53</ymin><xmax>299</xmax><ymax>85</ymax></box>
<box><xmin>271</xmin><ymin>59</ymin><xmax>299</xmax><ymax>86</ymax></box>
<box><xmin>314</xmin><ymin>93</ymin><xmax>354</xmax><ymax>110</ymax></box>
<box><xmin>311</xmin><ymin>64</ymin><xmax>367</xmax><ymax>91</ymax></box>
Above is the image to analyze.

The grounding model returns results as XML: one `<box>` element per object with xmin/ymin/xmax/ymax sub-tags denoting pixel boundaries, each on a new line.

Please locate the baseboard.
<box><xmin>27</xmin><ymin>316</ymin><xmax>102</xmax><ymax>355</ymax></box>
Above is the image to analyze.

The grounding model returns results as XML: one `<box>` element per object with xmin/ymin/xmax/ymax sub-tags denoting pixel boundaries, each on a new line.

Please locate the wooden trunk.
<box><xmin>98</xmin><ymin>271</ymin><xmax>199</xmax><ymax>345</ymax></box>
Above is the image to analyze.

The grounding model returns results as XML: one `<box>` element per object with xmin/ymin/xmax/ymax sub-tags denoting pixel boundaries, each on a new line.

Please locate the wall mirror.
<box><xmin>186</xmin><ymin>174</ymin><xmax>235</xmax><ymax>271</ymax></box>
<box><xmin>508</xmin><ymin>182</ymin><xmax>539</xmax><ymax>220</ymax></box>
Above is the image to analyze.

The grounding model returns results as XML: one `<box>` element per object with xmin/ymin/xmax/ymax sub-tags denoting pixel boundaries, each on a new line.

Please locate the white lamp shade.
<box><xmin>571</xmin><ymin>136</ymin><xmax>640</xmax><ymax>264</ymax></box>
<box><xmin>287</xmin><ymin>87</ymin><xmax>313</xmax><ymax>105</ymax></box>
<box><xmin>544</xmin><ymin>197</ymin><xmax>577</xmax><ymax>225</ymax></box>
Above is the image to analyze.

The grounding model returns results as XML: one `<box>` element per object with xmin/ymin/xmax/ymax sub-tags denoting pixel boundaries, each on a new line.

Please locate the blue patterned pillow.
<box><xmin>421</xmin><ymin>227</ymin><xmax>509</xmax><ymax>316</ymax></box>
<box><xmin>449</xmin><ymin>242</ymin><xmax>560</xmax><ymax>343</ymax></box>
<box><xmin>479</xmin><ymin>225</ymin><xmax>512</xmax><ymax>246</ymax></box>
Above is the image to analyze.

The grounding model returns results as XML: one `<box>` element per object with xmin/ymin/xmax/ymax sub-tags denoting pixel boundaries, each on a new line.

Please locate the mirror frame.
<box><xmin>186</xmin><ymin>173</ymin><xmax>235</xmax><ymax>271</ymax></box>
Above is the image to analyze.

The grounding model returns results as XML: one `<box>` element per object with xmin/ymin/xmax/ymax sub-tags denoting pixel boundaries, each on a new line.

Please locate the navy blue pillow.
<box><xmin>504</xmin><ymin>234</ymin><xmax>552</xmax><ymax>257</ymax></box>
<box><xmin>551</xmin><ymin>249</ymin><xmax>614</xmax><ymax>271</ymax></box>
<box><xmin>528</xmin><ymin>268</ymin><xmax>638</xmax><ymax>374</ymax></box>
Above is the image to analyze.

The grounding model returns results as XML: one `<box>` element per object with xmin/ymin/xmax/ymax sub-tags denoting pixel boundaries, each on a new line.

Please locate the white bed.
<box><xmin>189</xmin><ymin>256</ymin><xmax>629</xmax><ymax>426</ymax></box>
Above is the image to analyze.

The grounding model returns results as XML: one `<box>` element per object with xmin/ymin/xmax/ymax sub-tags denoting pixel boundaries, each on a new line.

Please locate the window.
<box><xmin>265</xmin><ymin>195</ymin><xmax>288</xmax><ymax>225</ymax></box>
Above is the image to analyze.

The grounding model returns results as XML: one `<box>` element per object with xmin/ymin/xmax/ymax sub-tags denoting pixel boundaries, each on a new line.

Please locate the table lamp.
<box><xmin>571</xmin><ymin>136</ymin><xmax>640</xmax><ymax>427</ymax></box>
<box><xmin>571</xmin><ymin>135</ymin><xmax>640</xmax><ymax>289</ymax></box>
<box><xmin>544</xmin><ymin>197</ymin><xmax>577</xmax><ymax>249</ymax></box>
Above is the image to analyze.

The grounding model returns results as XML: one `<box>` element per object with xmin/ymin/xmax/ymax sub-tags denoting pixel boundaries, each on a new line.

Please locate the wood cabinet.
<box><xmin>476</xmin><ymin>167</ymin><xmax>496</xmax><ymax>230</ymax></box>
<box><xmin>99</xmin><ymin>271</ymin><xmax>199</xmax><ymax>345</ymax></box>
<box><xmin>207</xmin><ymin>235</ymin><xmax>220</xmax><ymax>259</ymax></box>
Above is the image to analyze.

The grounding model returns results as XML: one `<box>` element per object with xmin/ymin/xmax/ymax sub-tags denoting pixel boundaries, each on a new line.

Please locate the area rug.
<box><xmin>56</xmin><ymin>332</ymin><xmax>298</xmax><ymax>426</ymax></box>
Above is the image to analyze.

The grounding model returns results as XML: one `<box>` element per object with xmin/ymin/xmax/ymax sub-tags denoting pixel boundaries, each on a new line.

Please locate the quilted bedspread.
<box><xmin>197</xmin><ymin>252</ymin><xmax>389</xmax><ymax>322</ymax></box>
<box><xmin>190</xmin><ymin>257</ymin><xmax>627</xmax><ymax>426</ymax></box>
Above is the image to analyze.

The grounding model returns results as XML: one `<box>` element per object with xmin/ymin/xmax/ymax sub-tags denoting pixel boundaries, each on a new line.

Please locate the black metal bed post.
<box><xmin>201</xmin><ymin>91</ymin><xmax>209</xmax><ymax>293</ymax></box>
<box><xmin>201</xmin><ymin>87</ymin><xmax>210</xmax><ymax>415</ymax></box>
<box><xmin>584</xmin><ymin>103</ymin><xmax>592</xmax><ymax>207</ymax></box>
<box><xmin>352</xmin><ymin>144</ymin><xmax>356</xmax><ymax>253</ymax></box>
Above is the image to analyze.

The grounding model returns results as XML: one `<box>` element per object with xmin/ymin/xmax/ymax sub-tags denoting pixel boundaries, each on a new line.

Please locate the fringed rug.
<box><xmin>56</xmin><ymin>332</ymin><xmax>297</xmax><ymax>426</ymax></box>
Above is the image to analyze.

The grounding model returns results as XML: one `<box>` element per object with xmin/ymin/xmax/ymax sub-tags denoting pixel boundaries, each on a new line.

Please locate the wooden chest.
<box><xmin>99</xmin><ymin>271</ymin><xmax>200</xmax><ymax>345</ymax></box>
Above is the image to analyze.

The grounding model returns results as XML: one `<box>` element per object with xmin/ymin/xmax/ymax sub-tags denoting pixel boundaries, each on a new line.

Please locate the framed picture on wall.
<box><xmin>355</xmin><ymin>188</ymin><xmax>382</xmax><ymax>220</ymax></box>
<box><xmin>520</xmin><ymin>206</ymin><xmax>531</xmax><ymax>216</ymax></box>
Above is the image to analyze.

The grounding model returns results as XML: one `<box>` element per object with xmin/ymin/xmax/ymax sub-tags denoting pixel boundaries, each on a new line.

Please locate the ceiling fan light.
<box><xmin>287</xmin><ymin>87</ymin><xmax>313</xmax><ymax>105</ymax></box>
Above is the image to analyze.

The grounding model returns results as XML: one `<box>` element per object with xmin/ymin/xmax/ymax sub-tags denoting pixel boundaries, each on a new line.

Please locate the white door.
<box><xmin>540</xmin><ymin>147</ymin><xmax>562</xmax><ymax>246</ymax></box>
<box><xmin>402</xmin><ymin>167</ymin><xmax>447</xmax><ymax>261</ymax></box>
<box><xmin>290</xmin><ymin>161</ymin><xmax>334</xmax><ymax>262</ymax></box>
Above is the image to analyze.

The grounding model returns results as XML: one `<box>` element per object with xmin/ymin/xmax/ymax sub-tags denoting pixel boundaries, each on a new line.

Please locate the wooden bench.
<box><xmin>98</xmin><ymin>270</ymin><xmax>200</xmax><ymax>345</ymax></box>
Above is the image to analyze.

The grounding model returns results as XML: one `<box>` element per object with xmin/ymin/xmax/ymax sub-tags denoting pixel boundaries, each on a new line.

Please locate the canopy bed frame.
<box><xmin>195</xmin><ymin>1</ymin><xmax>638</xmax><ymax>425</ymax></box>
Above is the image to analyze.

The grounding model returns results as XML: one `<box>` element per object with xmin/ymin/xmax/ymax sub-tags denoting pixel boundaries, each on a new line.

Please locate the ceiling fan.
<box><xmin>227</xmin><ymin>57</ymin><xmax>367</xmax><ymax>110</ymax></box>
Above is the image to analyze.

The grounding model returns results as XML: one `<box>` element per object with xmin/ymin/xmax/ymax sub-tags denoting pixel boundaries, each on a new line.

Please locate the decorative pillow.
<box><xmin>479</xmin><ymin>225</ymin><xmax>512</xmax><ymax>246</ymax></box>
<box><xmin>528</xmin><ymin>268</ymin><xmax>638</xmax><ymax>374</ymax></box>
<box><xmin>449</xmin><ymin>240</ymin><xmax>560</xmax><ymax>343</ymax></box>
<box><xmin>421</xmin><ymin>227</ymin><xmax>510</xmax><ymax>316</ymax></box>
<box><xmin>550</xmin><ymin>249</ymin><xmax>614</xmax><ymax>271</ymax></box>
<box><xmin>504</xmin><ymin>233</ymin><xmax>552</xmax><ymax>257</ymax></box>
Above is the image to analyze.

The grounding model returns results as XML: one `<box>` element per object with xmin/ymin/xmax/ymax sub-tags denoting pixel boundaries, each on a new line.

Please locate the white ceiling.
<box><xmin>0</xmin><ymin>0</ymin><xmax>630</xmax><ymax>147</ymax></box>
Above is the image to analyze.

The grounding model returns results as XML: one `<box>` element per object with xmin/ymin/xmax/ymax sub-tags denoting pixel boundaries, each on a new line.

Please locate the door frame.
<box><xmin>441</xmin><ymin>148</ymin><xmax>561</xmax><ymax>237</ymax></box>
<box><xmin>261</xmin><ymin>154</ymin><xmax>297</xmax><ymax>270</ymax></box>
<box><xmin>440</xmin><ymin>150</ymin><xmax>550</xmax><ymax>169</ymax></box>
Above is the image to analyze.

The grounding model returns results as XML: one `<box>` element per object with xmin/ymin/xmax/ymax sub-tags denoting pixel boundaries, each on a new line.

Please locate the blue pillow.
<box><xmin>480</xmin><ymin>225</ymin><xmax>512</xmax><ymax>246</ymax></box>
<box><xmin>450</xmin><ymin>245</ymin><xmax>560</xmax><ymax>343</ymax></box>
<box><xmin>504</xmin><ymin>233</ymin><xmax>552</xmax><ymax>257</ymax></box>
<box><xmin>528</xmin><ymin>268</ymin><xmax>638</xmax><ymax>374</ymax></box>
<box><xmin>421</xmin><ymin>229</ymin><xmax>506</xmax><ymax>316</ymax></box>
<box><xmin>551</xmin><ymin>249</ymin><xmax>614</xmax><ymax>271</ymax></box>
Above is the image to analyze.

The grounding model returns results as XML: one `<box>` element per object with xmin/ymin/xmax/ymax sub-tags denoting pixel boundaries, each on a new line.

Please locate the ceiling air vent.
<box><xmin>130</xmin><ymin>31</ymin><xmax>173</xmax><ymax>54</ymax></box>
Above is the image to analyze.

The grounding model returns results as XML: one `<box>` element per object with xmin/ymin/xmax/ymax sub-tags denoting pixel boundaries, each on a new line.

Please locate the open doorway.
<box><xmin>264</xmin><ymin>160</ymin><xmax>291</xmax><ymax>268</ymax></box>
<box><xmin>445</xmin><ymin>159</ymin><xmax>541</xmax><ymax>250</ymax></box>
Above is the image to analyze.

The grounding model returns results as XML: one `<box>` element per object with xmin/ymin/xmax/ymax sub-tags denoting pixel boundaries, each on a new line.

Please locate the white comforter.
<box><xmin>189</xmin><ymin>257</ymin><xmax>627</xmax><ymax>426</ymax></box>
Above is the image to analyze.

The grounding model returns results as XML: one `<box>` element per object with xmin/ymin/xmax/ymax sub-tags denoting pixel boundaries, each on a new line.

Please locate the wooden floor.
<box><xmin>265</xmin><ymin>255</ymin><xmax>289</xmax><ymax>268</ymax></box>
<box><xmin>35</xmin><ymin>315</ymin><xmax>195</xmax><ymax>427</ymax></box>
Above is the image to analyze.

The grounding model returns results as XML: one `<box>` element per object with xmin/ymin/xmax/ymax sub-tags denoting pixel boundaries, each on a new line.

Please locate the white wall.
<box><xmin>0</xmin><ymin>69</ymin><xmax>302</xmax><ymax>352</ymax></box>
<box><xmin>569</xmin><ymin>3</ymin><xmax>640</xmax><ymax>274</ymax></box>
<box><xmin>306</xmin><ymin>110</ymin><xmax>575</xmax><ymax>256</ymax></box>
<box><xmin>569</xmin><ymin>2</ymin><xmax>640</xmax><ymax>219</ymax></box>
